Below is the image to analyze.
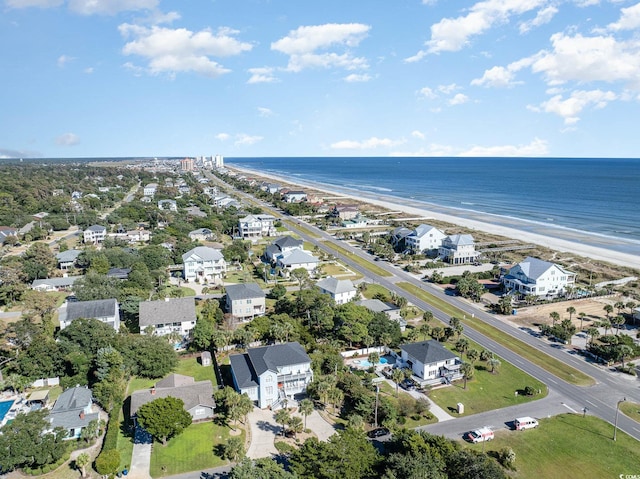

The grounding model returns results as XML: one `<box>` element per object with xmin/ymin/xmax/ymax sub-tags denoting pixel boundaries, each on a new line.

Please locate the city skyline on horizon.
<box><xmin>2</xmin><ymin>0</ymin><xmax>640</xmax><ymax>159</ymax></box>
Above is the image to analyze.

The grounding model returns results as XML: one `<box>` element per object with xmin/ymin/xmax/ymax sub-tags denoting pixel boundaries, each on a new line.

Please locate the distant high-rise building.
<box><xmin>180</xmin><ymin>157</ymin><xmax>194</xmax><ymax>171</ymax></box>
<box><xmin>213</xmin><ymin>154</ymin><xmax>224</xmax><ymax>168</ymax></box>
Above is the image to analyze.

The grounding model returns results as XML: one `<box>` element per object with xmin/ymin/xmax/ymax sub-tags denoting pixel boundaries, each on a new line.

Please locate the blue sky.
<box><xmin>2</xmin><ymin>0</ymin><xmax>640</xmax><ymax>158</ymax></box>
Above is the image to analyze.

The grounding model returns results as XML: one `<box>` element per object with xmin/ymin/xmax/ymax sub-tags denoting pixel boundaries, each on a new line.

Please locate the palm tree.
<box><xmin>461</xmin><ymin>362</ymin><xmax>474</xmax><ymax>390</ymax></box>
<box><xmin>626</xmin><ymin>301</ymin><xmax>637</xmax><ymax>318</ymax></box>
<box><xmin>431</xmin><ymin>326</ymin><xmax>444</xmax><ymax>342</ymax></box>
<box><xmin>578</xmin><ymin>312</ymin><xmax>587</xmax><ymax>331</ymax></box>
<box><xmin>455</xmin><ymin>338</ymin><xmax>469</xmax><ymax>354</ymax></box>
<box><xmin>327</xmin><ymin>387</ymin><xmax>343</xmax><ymax>415</ymax></box>
<box><xmin>274</xmin><ymin>408</ymin><xmax>291</xmax><ymax>437</ymax></box>
<box><xmin>601</xmin><ymin>319</ymin><xmax>612</xmax><ymax>336</ymax></box>
<box><xmin>603</xmin><ymin>304</ymin><xmax>614</xmax><ymax>320</ymax></box>
<box><xmin>419</xmin><ymin>323</ymin><xmax>431</xmax><ymax>340</ymax></box>
<box><xmin>287</xmin><ymin>415</ymin><xmax>304</xmax><ymax>438</ymax></box>
<box><xmin>422</xmin><ymin>311</ymin><xmax>434</xmax><ymax>323</ymax></box>
<box><xmin>299</xmin><ymin>398</ymin><xmax>314</xmax><ymax>430</ymax></box>
<box><xmin>347</xmin><ymin>414</ymin><xmax>364</xmax><ymax>430</ymax></box>
<box><xmin>466</xmin><ymin>349</ymin><xmax>479</xmax><ymax>364</ymax></box>
<box><xmin>614</xmin><ymin>301</ymin><xmax>626</xmax><ymax>315</ymax></box>
<box><xmin>391</xmin><ymin>368</ymin><xmax>405</xmax><ymax>397</ymax></box>
<box><xmin>612</xmin><ymin>315</ymin><xmax>625</xmax><ymax>335</ymax></box>
<box><xmin>586</xmin><ymin>327</ymin><xmax>600</xmax><ymax>345</ymax></box>
<box><xmin>75</xmin><ymin>453</ymin><xmax>90</xmax><ymax>478</ymax></box>
<box><xmin>368</xmin><ymin>351</ymin><xmax>380</xmax><ymax>367</ymax></box>
<box><xmin>617</xmin><ymin>345</ymin><xmax>633</xmax><ymax>369</ymax></box>
<box><xmin>487</xmin><ymin>357</ymin><xmax>501</xmax><ymax>373</ymax></box>
<box><xmin>549</xmin><ymin>311</ymin><xmax>560</xmax><ymax>326</ymax></box>
<box><xmin>407</xmin><ymin>328</ymin><xmax>419</xmax><ymax>343</ymax></box>
<box><xmin>566</xmin><ymin>306</ymin><xmax>576</xmax><ymax>323</ymax></box>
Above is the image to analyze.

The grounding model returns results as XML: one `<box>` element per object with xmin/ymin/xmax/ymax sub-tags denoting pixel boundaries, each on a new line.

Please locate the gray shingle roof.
<box><xmin>32</xmin><ymin>276</ymin><xmax>81</xmax><ymax>289</ymax></box>
<box><xmin>56</xmin><ymin>249</ymin><xmax>82</xmax><ymax>262</ymax></box>
<box><xmin>182</xmin><ymin>246</ymin><xmax>224</xmax><ymax>263</ymax></box>
<box><xmin>229</xmin><ymin>354</ymin><xmax>259</xmax><ymax>389</ymax></box>
<box><xmin>510</xmin><ymin>256</ymin><xmax>573</xmax><ymax>280</ymax></box>
<box><xmin>273</xmin><ymin>235</ymin><xmax>303</xmax><ymax>249</ymax></box>
<box><xmin>85</xmin><ymin>225</ymin><xmax>106</xmax><ymax>232</ymax></box>
<box><xmin>48</xmin><ymin>386</ymin><xmax>99</xmax><ymax>430</ymax></box>
<box><xmin>138</xmin><ymin>297</ymin><xmax>196</xmax><ymax>327</ymax></box>
<box><xmin>446</xmin><ymin>234</ymin><xmax>475</xmax><ymax>246</ymax></box>
<box><xmin>400</xmin><ymin>340</ymin><xmax>458</xmax><ymax>364</ymax></box>
<box><xmin>129</xmin><ymin>374</ymin><xmax>215</xmax><ymax>416</ymax></box>
<box><xmin>413</xmin><ymin>224</ymin><xmax>442</xmax><ymax>238</ymax></box>
<box><xmin>225</xmin><ymin>283</ymin><xmax>265</xmax><ymax>301</ymax></box>
<box><xmin>66</xmin><ymin>298</ymin><xmax>118</xmax><ymax>321</ymax></box>
<box><xmin>278</xmin><ymin>249</ymin><xmax>319</xmax><ymax>266</ymax></box>
<box><xmin>356</xmin><ymin>298</ymin><xmax>397</xmax><ymax>314</ymax></box>
<box><xmin>246</xmin><ymin>341</ymin><xmax>310</xmax><ymax>376</ymax></box>
<box><xmin>316</xmin><ymin>277</ymin><xmax>355</xmax><ymax>295</ymax></box>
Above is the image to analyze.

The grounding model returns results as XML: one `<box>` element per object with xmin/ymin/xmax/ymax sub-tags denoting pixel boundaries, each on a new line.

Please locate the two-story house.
<box><xmin>188</xmin><ymin>228</ymin><xmax>214</xmax><ymax>242</ymax></box>
<box><xmin>83</xmin><ymin>225</ymin><xmax>107</xmax><ymax>245</ymax></box>
<box><xmin>316</xmin><ymin>277</ymin><xmax>357</xmax><ymax>305</ymax></box>
<box><xmin>282</xmin><ymin>190</ymin><xmax>307</xmax><ymax>203</ymax></box>
<box><xmin>238</xmin><ymin>214</ymin><xmax>276</xmax><ymax>240</ymax></box>
<box><xmin>502</xmin><ymin>256</ymin><xmax>576</xmax><ymax>298</ymax></box>
<box><xmin>264</xmin><ymin>236</ymin><xmax>304</xmax><ymax>263</ymax></box>
<box><xmin>56</xmin><ymin>249</ymin><xmax>82</xmax><ymax>270</ymax></box>
<box><xmin>438</xmin><ymin>234</ymin><xmax>480</xmax><ymax>264</ymax></box>
<box><xmin>225</xmin><ymin>283</ymin><xmax>266</xmax><ymax>321</ymax></box>
<box><xmin>406</xmin><ymin>224</ymin><xmax>446</xmax><ymax>254</ymax></box>
<box><xmin>138</xmin><ymin>297</ymin><xmax>197</xmax><ymax>338</ymax></box>
<box><xmin>229</xmin><ymin>341</ymin><xmax>313</xmax><ymax>409</ymax></box>
<box><xmin>144</xmin><ymin>183</ymin><xmax>158</xmax><ymax>197</ymax></box>
<box><xmin>399</xmin><ymin>340</ymin><xmax>462</xmax><ymax>385</ymax></box>
<box><xmin>60</xmin><ymin>298</ymin><xmax>120</xmax><ymax>331</ymax></box>
<box><xmin>182</xmin><ymin>246</ymin><xmax>227</xmax><ymax>283</ymax></box>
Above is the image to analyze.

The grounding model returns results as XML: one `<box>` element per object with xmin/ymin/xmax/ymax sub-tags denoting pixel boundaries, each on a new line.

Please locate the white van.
<box><xmin>467</xmin><ymin>427</ymin><xmax>494</xmax><ymax>443</ymax></box>
<box><xmin>514</xmin><ymin>416</ymin><xmax>539</xmax><ymax>430</ymax></box>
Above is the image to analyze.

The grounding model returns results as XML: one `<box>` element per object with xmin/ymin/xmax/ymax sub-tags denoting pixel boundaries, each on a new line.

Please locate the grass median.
<box><xmin>398</xmin><ymin>282</ymin><xmax>595</xmax><ymax>387</ymax></box>
<box><xmin>322</xmin><ymin>242</ymin><xmax>393</xmax><ymax>277</ymax></box>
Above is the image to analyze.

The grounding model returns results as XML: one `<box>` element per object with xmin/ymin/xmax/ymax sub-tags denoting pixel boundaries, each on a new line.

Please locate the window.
<box><xmin>266</xmin><ymin>386</ymin><xmax>273</xmax><ymax>395</ymax></box>
<box><xmin>266</xmin><ymin>375</ymin><xmax>273</xmax><ymax>382</ymax></box>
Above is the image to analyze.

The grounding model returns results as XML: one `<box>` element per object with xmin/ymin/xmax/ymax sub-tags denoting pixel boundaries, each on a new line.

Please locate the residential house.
<box><xmin>237</xmin><ymin>214</ymin><xmax>276</xmax><ymax>239</ymax></box>
<box><xmin>60</xmin><ymin>298</ymin><xmax>120</xmax><ymax>331</ymax></box>
<box><xmin>47</xmin><ymin>386</ymin><xmax>100</xmax><ymax>440</ymax></box>
<box><xmin>438</xmin><ymin>234</ymin><xmax>480</xmax><ymax>265</ymax></box>
<box><xmin>276</xmin><ymin>249</ymin><xmax>320</xmax><ymax>274</ymax></box>
<box><xmin>282</xmin><ymin>190</ymin><xmax>307</xmax><ymax>203</ymax></box>
<box><xmin>31</xmin><ymin>276</ymin><xmax>81</xmax><ymax>292</ymax></box>
<box><xmin>158</xmin><ymin>199</ymin><xmax>178</xmax><ymax>211</ymax></box>
<box><xmin>341</xmin><ymin>215</ymin><xmax>369</xmax><ymax>229</ymax></box>
<box><xmin>356</xmin><ymin>298</ymin><xmax>406</xmax><ymax>331</ymax></box>
<box><xmin>185</xmin><ymin>206</ymin><xmax>207</xmax><ymax>218</ymax></box>
<box><xmin>144</xmin><ymin>183</ymin><xmax>158</xmax><ymax>197</ymax></box>
<box><xmin>107</xmin><ymin>268</ymin><xmax>131</xmax><ymax>280</ymax></box>
<box><xmin>130</xmin><ymin>374</ymin><xmax>215</xmax><ymax>423</ymax></box>
<box><xmin>225</xmin><ymin>283</ymin><xmax>266</xmax><ymax>321</ymax></box>
<box><xmin>399</xmin><ymin>340</ymin><xmax>462</xmax><ymax>385</ymax></box>
<box><xmin>182</xmin><ymin>246</ymin><xmax>227</xmax><ymax>283</ymax></box>
<box><xmin>178</xmin><ymin>185</ymin><xmax>191</xmax><ymax>195</ymax></box>
<box><xmin>56</xmin><ymin>249</ymin><xmax>82</xmax><ymax>270</ymax></box>
<box><xmin>71</xmin><ymin>191</ymin><xmax>82</xmax><ymax>199</ymax></box>
<box><xmin>0</xmin><ymin>226</ymin><xmax>18</xmax><ymax>245</ymax></box>
<box><xmin>406</xmin><ymin>224</ymin><xmax>446</xmax><ymax>254</ymax></box>
<box><xmin>229</xmin><ymin>341</ymin><xmax>313</xmax><ymax>409</ymax></box>
<box><xmin>138</xmin><ymin>297</ymin><xmax>197</xmax><ymax>337</ymax></box>
<box><xmin>316</xmin><ymin>277</ymin><xmax>357</xmax><ymax>305</ymax></box>
<box><xmin>331</xmin><ymin>204</ymin><xmax>360</xmax><ymax>220</ymax></box>
<box><xmin>260</xmin><ymin>182</ymin><xmax>281</xmax><ymax>194</ymax></box>
<box><xmin>264</xmin><ymin>235</ymin><xmax>304</xmax><ymax>263</ymax></box>
<box><xmin>83</xmin><ymin>225</ymin><xmax>107</xmax><ymax>245</ymax></box>
<box><xmin>502</xmin><ymin>256</ymin><xmax>577</xmax><ymax>298</ymax></box>
<box><xmin>390</xmin><ymin>227</ymin><xmax>412</xmax><ymax>251</ymax></box>
<box><xmin>188</xmin><ymin>228</ymin><xmax>214</xmax><ymax>242</ymax></box>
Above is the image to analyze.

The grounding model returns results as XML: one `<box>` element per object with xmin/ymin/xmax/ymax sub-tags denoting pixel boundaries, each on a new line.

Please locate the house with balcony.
<box><xmin>282</xmin><ymin>190</ymin><xmax>307</xmax><ymax>203</ymax></box>
<box><xmin>316</xmin><ymin>277</ymin><xmax>357</xmax><ymax>305</ymax></box>
<box><xmin>144</xmin><ymin>183</ymin><xmax>158</xmax><ymax>197</ymax></box>
<box><xmin>83</xmin><ymin>225</ymin><xmax>107</xmax><ymax>245</ymax></box>
<box><xmin>238</xmin><ymin>214</ymin><xmax>276</xmax><ymax>240</ymax></box>
<box><xmin>188</xmin><ymin>228</ymin><xmax>214</xmax><ymax>242</ymax></box>
<box><xmin>225</xmin><ymin>283</ymin><xmax>266</xmax><ymax>321</ymax></box>
<box><xmin>182</xmin><ymin>246</ymin><xmax>227</xmax><ymax>283</ymax></box>
<box><xmin>502</xmin><ymin>256</ymin><xmax>576</xmax><ymax>298</ymax></box>
<box><xmin>60</xmin><ymin>298</ymin><xmax>120</xmax><ymax>331</ymax></box>
<box><xmin>406</xmin><ymin>224</ymin><xmax>446</xmax><ymax>254</ymax></box>
<box><xmin>56</xmin><ymin>249</ymin><xmax>82</xmax><ymax>270</ymax></box>
<box><xmin>399</xmin><ymin>340</ymin><xmax>462</xmax><ymax>386</ymax></box>
<box><xmin>229</xmin><ymin>341</ymin><xmax>313</xmax><ymax>409</ymax></box>
<box><xmin>438</xmin><ymin>234</ymin><xmax>480</xmax><ymax>264</ymax></box>
<box><xmin>139</xmin><ymin>297</ymin><xmax>197</xmax><ymax>338</ymax></box>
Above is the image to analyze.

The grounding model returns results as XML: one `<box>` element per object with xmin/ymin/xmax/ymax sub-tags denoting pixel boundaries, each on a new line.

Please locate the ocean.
<box><xmin>225</xmin><ymin>157</ymin><xmax>640</xmax><ymax>256</ymax></box>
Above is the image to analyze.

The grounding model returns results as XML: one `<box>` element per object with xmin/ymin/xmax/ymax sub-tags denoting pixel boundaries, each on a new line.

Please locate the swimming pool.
<box><xmin>359</xmin><ymin>357</ymin><xmax>389</xmax><ymax>368</ymax></box>
<box><xmin>0</xmin><ymin>400</ymin><xmax>15</xmax><ymax>422</ymax></box>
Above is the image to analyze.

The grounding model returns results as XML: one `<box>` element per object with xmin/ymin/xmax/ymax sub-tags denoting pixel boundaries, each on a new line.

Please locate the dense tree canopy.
<box><xmin>137</xmin><ymin>397</ymin><xmax>192</xmax><ymax>445</ymax></box>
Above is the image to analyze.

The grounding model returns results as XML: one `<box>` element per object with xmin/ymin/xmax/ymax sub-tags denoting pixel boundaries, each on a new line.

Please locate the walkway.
<box><xmin>381</xmin><ymin>378</ymin><xmax>454</xmax><ymax>422</ymax></box>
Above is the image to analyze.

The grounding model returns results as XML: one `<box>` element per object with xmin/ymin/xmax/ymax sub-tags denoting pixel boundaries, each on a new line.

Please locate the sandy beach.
<box><xmin>227</xmin><ymin>166</ymin><xmax>640</xmax><ymax>271</ymax></box>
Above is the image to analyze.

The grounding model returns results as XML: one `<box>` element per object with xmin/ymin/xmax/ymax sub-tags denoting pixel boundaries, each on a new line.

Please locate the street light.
<box><xmin>613</xmin><ymin>397</ymin><xmax>626</xmax><ymax>441</ymax></box>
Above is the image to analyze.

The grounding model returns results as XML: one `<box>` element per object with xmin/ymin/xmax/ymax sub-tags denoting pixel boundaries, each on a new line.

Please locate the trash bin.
<box><xmin>457</xmin><ymin>402</ymin><xmax>464</xmax><ymax>414</ymax></box>
<box><xmin>512</xmin><ymin>309</ymin><xmax>517</xmax><ymax>315</ymax></box>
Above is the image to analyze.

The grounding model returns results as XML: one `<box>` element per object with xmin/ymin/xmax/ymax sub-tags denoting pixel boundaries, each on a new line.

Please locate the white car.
<box><xmin>466</xmin><ymin>427</ymin><xmax>494</xmax><ymax>443</ymax></box>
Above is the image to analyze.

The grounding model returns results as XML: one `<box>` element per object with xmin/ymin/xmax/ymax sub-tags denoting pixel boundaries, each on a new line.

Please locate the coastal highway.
<box><xmin>209</xmin><ymin>172</ymin><xmax>640</xmax><ymax>442</ymax></box>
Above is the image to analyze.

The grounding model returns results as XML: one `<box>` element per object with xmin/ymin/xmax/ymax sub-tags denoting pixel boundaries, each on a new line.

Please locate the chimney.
<box><xmin>151</xmin><ymin>387</ymin><xmax>156</xmax><ymax>395</ymax></box>
<box><xmin>79</xmin><ymin>411</ymin><xmax>85</xmax><ymax>419</ymax></box>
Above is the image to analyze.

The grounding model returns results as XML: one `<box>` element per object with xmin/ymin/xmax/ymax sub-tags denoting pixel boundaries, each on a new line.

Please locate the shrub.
<box><xmin>95</xmin><ymin>450</ymin><xmax>121</xmax><ymax>476</ymax></box>
<box><xmin>498</xmin><ymin>447</ymin><xmax>516</xmax><ymax>470</ymax></box>
<box><xmin>275</xmin><ymin>441</ymin><xmax>295</xmax><ymax>454</ymax></box>
<box><xmin>101</xmin><ymin>404</ymin><xmax>123</xmax><ymax>451</ymax></box>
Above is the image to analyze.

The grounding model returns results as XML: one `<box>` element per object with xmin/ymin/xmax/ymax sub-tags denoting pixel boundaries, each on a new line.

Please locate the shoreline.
<box><xmin>226</xmin><ymin>165</ymin><xmax>640</xmax><ymax>271</ymax></box>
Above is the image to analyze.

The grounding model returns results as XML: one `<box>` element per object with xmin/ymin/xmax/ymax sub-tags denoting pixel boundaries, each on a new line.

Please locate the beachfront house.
<box><xmin>316</xmin><ymin>277</ymin><xmax>357</xmax><ymax>304</ymax></box>
<box><xmin>399</xmin><ymin>340</ymin><xmax>462</xmax><ymax>385</ymax></box>
<box><xmin>60</xmin><ymin>298</ymin><xmax>120</xmax><ymax>331</ymax></box>
<box><xmin>229</xmin><ymin>341</ymin><xmax>313</xmax><ymax>409</ymax></box>
<box><xmin>282</xmin><ymin>190</ymin><xmax>308</xmax><ymax>203</ymax></box>
<box><xmin>438</xmin><ymin>234</ymin><xmax>480</xmax><ymax>264</ymax></box>
<box><xmin>406</xmin><ymin>224</ymin><xmax>446</xmax><ymax>254</ymax></box>
<box><xmin>390</xmin><ymin>227</ymin><xmax>413</xmax><ymax>251</ymax></box>
<box><xmin>182</xmin><ymin>246</ymin><xmax>227</xmax><ymax>283</ymax></box>
<box><xmin>225</xmin><ymin>283</ymin><xmax>266</xmax><ymax>321</ymax></box>
<box><xmin>502</xmin><ymin>256</ymin><xmax>577</xmax><ymax>298</ymax></box>
<box><xmin>138</xmin><ymin>297</ymin><xmax>197</xmax><ymax>338</ymax></box>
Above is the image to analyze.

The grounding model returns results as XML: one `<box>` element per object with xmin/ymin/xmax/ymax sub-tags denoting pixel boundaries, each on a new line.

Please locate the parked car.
<box><xmin>367</xmin><ymin>427</ymin><xmax>390</xmax><ymax>438</ymax></box>
<box><xmin>400</xmin><ymin>379</ymin><xmax>416</xmax><ymax>391</ymax></box>
<box><xmin>514</xmin><ymin>417</ymin><xmax>539</xmax><ymax>430</ymax></box>
<box><xmin>465</xmin><ymin>427</ymin><xmax>494</xmax><ymax>443</ymax></box>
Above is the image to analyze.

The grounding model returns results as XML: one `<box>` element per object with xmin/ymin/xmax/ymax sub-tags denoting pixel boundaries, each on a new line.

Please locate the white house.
<box><xmin>182</xmin><ymin>246</ymin><xmax>227</xmax><ymax>283</ymax></box>
<box><xmin>83</xmin><ymin>225</ymin><xmax>107</xmax><ymax>245</ymax></box>
<box><xmin>60</xmin><ymin>298</ymin><xmax>120</xmax><ymax>331</ymax></box>
<box><xmin>438</xmin><ymin>234</ymin><xmax>480</xmax><ymax>264</ymax></box>
<box><xmin>138</xmin><ymin>297</ymin><xmax>197</xmax><ymax>338</ymax></box>
<box><xmin>264</xmin><ymin>236</ymin><xmax>304</xmax><ymax>263</ymax></box>
<box><xmin>225</xmin><ymin>283</ymin><xmax>266</xmax><ymax>321</ymax></box>
<box><xmin>229</xmin><ymin>342</ymin><xmax>313</xmax><ymax>409</ymax></box>
<box><xmin>406</xmin><ymin>224</ymin><xmax>446</xmax><ymax>253</ymax></box>
<box><xmin>503</xmin><ymin>256</ymin><xmax>577</xmax><ymax>298</ymax></box>
<box><xmin>144</xmin><ymin>183</ymin><xmax>158</xmax><ymax>197</ymax></box>
<box><xmin>399</xmin><ymin>340</ymin><xmax>462</xmax><ymax>385</ymax></box>
<box><xmin>282</xmin><ymin>190</ymin><xmax>307</xmax><ymax>203</ymax></box>
<box><xmin>158</xmin><ymin>199</ymin><xmax>177</xmax><ymax>211</ymax></box>
<box><xmin>316</xmin><ymin>277</ymin><xmax>357</xmax><ymax>305</ymax></box>
<box><xmin>188</xmin><ymin>228</ymin><xmax>214</xmax><ymax>242</ymax></box>
<box><xmin>31</xmin><ymin>276</ymin><xmax>81</xmax><ymax>292</ymax></box>
<box><xmin>238</xmin><ymin>214</ymin><xmax>276</xmax><ymax>239</ymax></box>
<box><xmin>47</xmin><ymin>386</ymin><xmax>100</xmax><ymax>440</ymax></box>
<box><xmin>276</xmin><ymin>249</ymin><xmax>320</xmax><ymax>273</ymax></box>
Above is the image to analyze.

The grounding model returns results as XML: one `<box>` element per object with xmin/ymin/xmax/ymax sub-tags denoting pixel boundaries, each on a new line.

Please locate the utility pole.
<box><xmin>614</xmin><ymin>397</ymin><xmax>626</xmax><ymax>441</ymax></box>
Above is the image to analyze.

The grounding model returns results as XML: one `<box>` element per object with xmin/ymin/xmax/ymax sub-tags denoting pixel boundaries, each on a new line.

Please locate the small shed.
<box><xmin>201</xmin><ymin>351</ymin><xmax>212</xmax><ymax>367</ymax></box>
<box><xmin>27</xmin><ymin>389</ymin><xmax>50</xmax><ymax>409</ymax></box>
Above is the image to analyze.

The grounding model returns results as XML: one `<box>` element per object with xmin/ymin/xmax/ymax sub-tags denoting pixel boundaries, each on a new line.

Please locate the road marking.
<box><xmin>633</xmin><ymin>427</ymin><xmax>640</xmax><ymax>434</ymax></box>
<box><xmin>585</xmin><ymin>400</ymin><xmax>597</xmax><ymax>407</ymax></box>
<box><xmin>547</xmin><ymin>378</ymin><xmax>557</xmax><ymax>384</ymax></box>
<box><xmin>561</xmin><ymin>402</ymin><xmax>578</xmax><ymax>413</ymax></box>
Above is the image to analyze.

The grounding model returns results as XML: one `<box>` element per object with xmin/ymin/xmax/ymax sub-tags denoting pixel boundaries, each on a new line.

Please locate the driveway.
<box><xmin>246</xmin><ymin>407</ymin><xmax>280</xmax><ymax>459</ymax></box>
<box><xmin>128</xmin><ymin>426</ymin><xmax>152</xmax><ymax>479</ymax></box>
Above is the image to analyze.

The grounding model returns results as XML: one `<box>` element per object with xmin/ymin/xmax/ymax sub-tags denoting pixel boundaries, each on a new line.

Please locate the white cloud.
<box><xmin>55</xmin><ymin>132</ymin><xmax>80</xmax><ymax>146</ymax></box>
<box><xmin>68</xmin><ymin>0</ymin><xmax>157</xmax><ymax>15</ymax></box>
<box><xmin>271</xmin><ymin>23</ymin><xmax>370</xmax><ymax>72</ymax></box>
<box><xmin>344</xmin><ymin>73</ymin><xmax>371</xmax><ymax>82</ymax></box>
<box><xmin>536</xmin><ymin>89</ymin><xmax>617</xmax><ymax>124</ymax></box>
<box><xmin>408</xmin><ymin>0</ymin><xmax>547</xmax><ymax>58</ymax></box>
<box><xmin>411</xmin><ymin>130</ymin><xmax>426</xmax><ymax>139</ymax></box>
<box><xmin>330</xmin><ymin>137</ymin><xmax>405</xmax><ymax>150</ymax></box>
<box><xmin>119</xmin><ymin>24</ymin><xmax>252</xmax><ymax>77</ymax></box>
<box><xmin>519</xmin><ymin>6</ymin><xmax>558</xmax><ymax>34</ymax></box>
<box><xmin>607</xmin><ymin>2</ymin><xmax>640</xmax><ymax>31</ymax></box>
<box><xmin>257</xmin><ymin>107</ymin><xmax>273</xmax><ymax>117</ymax></box>
<box><xmin>438</xmin><ymin>83</ymin><xmax>459</xmax><ymax>94</ymax></box>
<box><xmin>459</xmin><ymin>137</ymin><xmax>549</xmax><ymax>156</ymax></box>
<box><xmin>84</xmin><ymin>67</ymin><xmax>94</xmax><ymax>74</ymax></box>
<box><xmin>4</xmin><ymin>0</ymin><xmax>62</xmax><ymax>8</ymax></box>
<box><xmin>418</xmin><ymin>87</ymin><xmax>438</xmax><ymax>99</ymax></box>
<box><xmin>57</xmin><ymin>54</ymin><xmax>75</xmax><ymax>68</ymax></box>
<box><xmin>472</xmin><ymin>66</ymin><xmax>516</xmax><ymax>87</ymax></box>
<box><xmin>449</xmin><ymin>93</ymin><xmax>469</xmax><ymax>105</ymax></box>
<box><xmin>215</xmin><ymin>133</ymin><xmax>230</xmax><ymax>141</ymax></box>
<box><xmin>247</xmin><ymin>67</ymin><xmax>278</xmax><ymax>84</ymax></box>
<box><xmin>234</xmin><ymin>134</ymin><xmax>263</xmax><ymax>146</ymax></box>
<box><xmin>390</xmin><ymin>143</ymin><xmax>455</xmax><ymax>156</ymax></box>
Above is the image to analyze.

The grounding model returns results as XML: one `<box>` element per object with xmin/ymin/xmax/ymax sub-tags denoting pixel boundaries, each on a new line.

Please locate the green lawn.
<box><xmin>397</xmin><ymin>282</ymin><xmax>594</xmax><ymax>386</ymax></box>
<box><xmin>361</xmin><ymin>283</ymin><xmax>393</xmax><ymax>300</ymax></box>
<box><xmin>173</xmin><ymin>356</ymin><xmax>218</xmax><ymax>385</ymax></box>
<box><xmin>322</xmin><ymin>242</ymin><xmax>393</xmax><ymax>277</ymax></box>
<box><xmin>149</xmin><ymin>422</ymin><xmax>240</xmax><ymax>477</ymax></box>
<box><xmin>472</xmin><ymin>413</ymin><xmax>640</xmax><ymax>479</ymax></box>
<box><xmin>378</xmin><ymin>382</ymin><xmax>437</xmax><ymax>428</ymax></box>
<box><xmin>620</xmin><ymin>401</ymin><xmax>640</xmax><ymax>423</ymax></box>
